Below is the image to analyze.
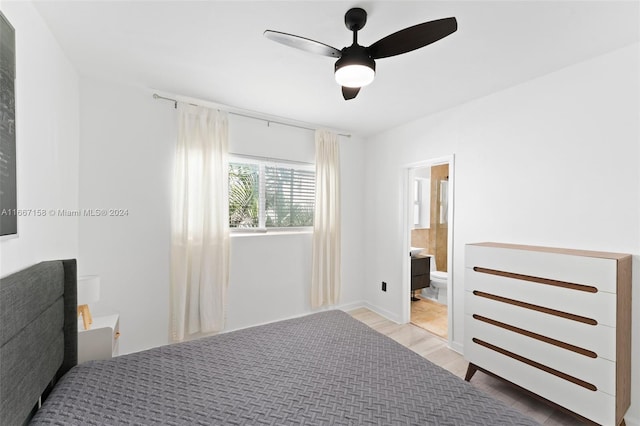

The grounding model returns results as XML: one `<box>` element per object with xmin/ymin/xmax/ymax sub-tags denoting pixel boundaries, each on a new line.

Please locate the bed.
<box><xmin>1</xmin><ymin>260</ymin><xmax>538</xmax><ymax>425</ymax></box>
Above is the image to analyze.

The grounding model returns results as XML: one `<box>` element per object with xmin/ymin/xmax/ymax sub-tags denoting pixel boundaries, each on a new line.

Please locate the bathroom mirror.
<box><xmin>439</xmin><ymin>179</ymin><xmax>448</xmax><ymax>225</ymax></box>
<box><xmin>413</xmin><ymin>177</ymin><xmax>430</xmax><ymax>228</ymax></box>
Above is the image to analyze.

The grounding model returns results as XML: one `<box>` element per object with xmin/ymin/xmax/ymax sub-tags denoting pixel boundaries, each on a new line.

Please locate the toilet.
<box><xmin>430</xmin><ymin>270</ymin><xmax>448</xmax><ymax>305</ymax></box>
<box><xmin>421</xmin><ymin>256</ymin><xmax>448</xmax><ymax>305</ymax></box>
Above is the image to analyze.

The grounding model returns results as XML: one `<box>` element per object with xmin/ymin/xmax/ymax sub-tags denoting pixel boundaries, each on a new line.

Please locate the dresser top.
<box><xmin>468</xmin><ymin>242</ymin><xmax>631</xmax><ymax>260</ymax></box>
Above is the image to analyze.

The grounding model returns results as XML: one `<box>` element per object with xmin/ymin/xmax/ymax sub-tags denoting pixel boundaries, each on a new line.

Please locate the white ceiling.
<box><xmin>33</xmin><ymin>1</ymin><xmax>639</xmax><ymax>137</ymax></box>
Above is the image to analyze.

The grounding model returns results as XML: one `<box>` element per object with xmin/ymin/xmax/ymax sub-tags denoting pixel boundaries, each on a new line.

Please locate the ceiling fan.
<box><xmin>264</xmin><ymin>8</ymin><xmax>457</xmax><ymax>100</ymax></box>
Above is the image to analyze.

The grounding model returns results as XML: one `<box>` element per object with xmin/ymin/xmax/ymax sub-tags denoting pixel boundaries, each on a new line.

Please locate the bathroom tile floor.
<box><xmin>349</xmin><ymin>307</ymin><xmax>580</xmax><ymax>425</ymax></box>
<box><xmin>410</xmin><ymin>296</ymin><xmax>448</xmax><ymax>339</ymax></box>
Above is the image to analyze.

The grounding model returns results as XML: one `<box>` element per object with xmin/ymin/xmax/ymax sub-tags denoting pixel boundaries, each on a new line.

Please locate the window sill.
<box><xmin>230</xmin><ymin>228</ymin><xmax>313</xmax><ymax>237</ymax></box>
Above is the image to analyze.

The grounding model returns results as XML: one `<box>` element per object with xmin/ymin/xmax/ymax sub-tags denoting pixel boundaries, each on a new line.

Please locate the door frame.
<box><xmin>401</xmin><ymin>154</ymin><xmax>455</xmax><ymax>347</ymax></box>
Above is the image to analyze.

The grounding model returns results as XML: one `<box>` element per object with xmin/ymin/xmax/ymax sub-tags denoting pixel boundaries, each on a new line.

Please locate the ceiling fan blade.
<box><xmin>342</xmin><ymin>86</ymin><xmax>361</xmax><ymax>100</ymax></box>
<box><xmin>368</xmin><ymin>17</ymin><xmax>457</xmax><ymax>59</ymax></box>
<box><xmin>264</xmin><ymin>30</ymin><xmax>341</xmax><ymax>58</ymax></box>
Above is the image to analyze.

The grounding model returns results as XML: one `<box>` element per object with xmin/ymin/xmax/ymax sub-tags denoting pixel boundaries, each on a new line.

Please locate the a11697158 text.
<box><xmin>0</xmin><ymin>208</ymin><xmax>129</xmax><ymax>217</ymax></box>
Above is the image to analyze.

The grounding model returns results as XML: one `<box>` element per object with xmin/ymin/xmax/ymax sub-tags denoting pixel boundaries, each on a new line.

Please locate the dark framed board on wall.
<box><xmin>0</xmin><ymin>11</ymin><xmax>16</xmax><ymax>237</ymax></box>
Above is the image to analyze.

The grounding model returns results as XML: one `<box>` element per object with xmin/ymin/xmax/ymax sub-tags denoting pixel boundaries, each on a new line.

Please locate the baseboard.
<box><xmin>361</xmin><ymin>301</ymin><xmax>403</xmax><ymax>324</ymax></box>
<box><xmin>336</xmin><ymin>300</ymin><xmax>366</xmax><ymax>313</ymax></box>
<box><xmin>336</xmin><ymin>299</ymin><xmax>401</xmax><ymax>324</ymax></box>
<box><xmin>449</xmin><ymin>340</ymin><xmax>463</xmax><ymax>355</ymax></box>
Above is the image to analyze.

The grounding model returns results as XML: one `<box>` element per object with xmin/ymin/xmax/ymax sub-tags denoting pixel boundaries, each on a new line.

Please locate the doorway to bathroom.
<box><xmin>404</xmin><ymin>156</ymin><xmax>454</xmax><ymax>342</ymax></box>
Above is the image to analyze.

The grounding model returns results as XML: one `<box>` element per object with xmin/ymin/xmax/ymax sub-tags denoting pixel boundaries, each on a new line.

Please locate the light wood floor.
<box><xmin>348</xmin><ymin>307</ymin><xmax>581</xmax><ymax>426</ymax></box>
<box><xmin>410</xmin><ymin>296</ymin><xmax>448</xmax><ymax>339</ymax></box>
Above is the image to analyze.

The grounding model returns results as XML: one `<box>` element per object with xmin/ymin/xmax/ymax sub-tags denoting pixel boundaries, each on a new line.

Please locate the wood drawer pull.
<box><xmin>114</xmin><ymin>331</ymin><xmax>121</xmax><ymax>339</ymax></box>
<box><xmin>472</xmin><ymin>338</ymin><xmax>597</xmax><ymax>391</ymax></box>
<box><xmin>473</xmin><ymin>266</ymin><xmax>598</xmax><ymax>293</ymax></box>
<box><xmin>472</xmin><ymin>314</ymin><xmax>597</xmax><ymax>358</ymax></box>
<box><xmin>473</xmin><ymin>290</ymin><xmax>598</xmax><ymax>325</ymax></box>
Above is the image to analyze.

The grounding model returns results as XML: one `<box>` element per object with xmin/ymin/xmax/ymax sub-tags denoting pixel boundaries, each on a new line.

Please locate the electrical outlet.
<box><xmin>381</xmin><ymin>281</ymin><xmax>387</xmax><ymax>292</ymax></box>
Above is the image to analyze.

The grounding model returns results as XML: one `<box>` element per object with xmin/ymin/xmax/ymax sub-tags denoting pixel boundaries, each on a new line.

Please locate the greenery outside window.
<box><xmin>229</xmin><ymin>156</ymin><xmax>315</xmax><ymax>231</ymax></box>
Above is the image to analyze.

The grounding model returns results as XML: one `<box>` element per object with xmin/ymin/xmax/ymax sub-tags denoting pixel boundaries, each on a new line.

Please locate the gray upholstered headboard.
<box><xmin>0</xmin><ymin>260</ymin><xmax>77</xmax><ymax>425</ymax></box>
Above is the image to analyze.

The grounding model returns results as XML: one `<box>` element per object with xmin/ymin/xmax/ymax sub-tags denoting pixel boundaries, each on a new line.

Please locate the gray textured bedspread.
<box><xmin>31</xmin><ymin>310</ymin><xmax>537</xmax><ymax>425</ymax></box>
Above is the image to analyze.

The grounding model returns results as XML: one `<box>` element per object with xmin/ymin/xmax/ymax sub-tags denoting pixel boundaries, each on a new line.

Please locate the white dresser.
<box><xmin>464</xmin><ymin>242</ymin><xmax>631</xmax><ymax>426</ymax></box>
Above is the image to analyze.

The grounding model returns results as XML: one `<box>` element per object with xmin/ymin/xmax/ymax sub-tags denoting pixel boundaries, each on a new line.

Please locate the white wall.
<box><xmin>78</xmin><ymin>77</ymin><xmax>365</xmax><ymax>354</ymax></box>
<box><xmin>77</xmin><ymin>78</ymin><xmax>174</xmax><ymax>354</ymax></box>
<box><xmin>364</xmin><ymin>43</ymin><xmax>640</xmax><ymax>422</ymax></box>
<box><xmin>0</xmin><ymin>1</ymin><xmax>79</xmax><ymax>276</ymax></box>
<box><xmin>226</xmin><ymin>115</ymin><xmax>366</xmax><ymax>331</ymax></box>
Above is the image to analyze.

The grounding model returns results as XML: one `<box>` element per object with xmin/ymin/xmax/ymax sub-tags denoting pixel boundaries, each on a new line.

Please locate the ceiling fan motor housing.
<box><xmin>334</xmin><ymin>44</ymin><xmax>376</xmax><ymax>87</ymax></box>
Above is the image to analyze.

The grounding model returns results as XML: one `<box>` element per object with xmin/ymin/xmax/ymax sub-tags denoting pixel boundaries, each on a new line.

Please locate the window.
<box><xmin>229</xmin><ymin>156</ymin><xmax>315</xmax><ymax>230</ymax></box>
<box><xmin>229</xmin><ymin>162</ymin><xmax>259</xmax><ymax>228</ymax></box>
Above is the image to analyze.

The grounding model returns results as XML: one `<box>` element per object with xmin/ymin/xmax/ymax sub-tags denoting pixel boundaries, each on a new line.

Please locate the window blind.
<box><xmin>228</xmin><ymin>156</ymin><xmax>315</xmax><ymax>229</ymax></box>
<box><xmin>264</xmin><ymin>165</ymin><xmax>315</xmax><ymax>227</ymax></box>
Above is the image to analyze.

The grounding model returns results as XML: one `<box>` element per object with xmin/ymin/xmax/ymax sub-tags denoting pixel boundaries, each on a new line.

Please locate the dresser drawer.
<box><xmin>465</xmin><ymin>244</ymin><xmax>618</xmax><ymax>293</ymax></box>
<box><xmin>465</xmin><ymin>336</ymin><xmax>616</xmax><ymax>426</ymax></box>
<box><xmin>465</xmin><ymin>268</ymin><xmax>617</xmax><ymax>327</ymax></box>
<box><xmin>465</xmin><ymin>313</ymin><xmax>616</xmax><ymax>395</ymax></box>
<box><xmin>465</xmin><ymin>291</ymin><xmax>616</xmax><ymax>361</ymax></box>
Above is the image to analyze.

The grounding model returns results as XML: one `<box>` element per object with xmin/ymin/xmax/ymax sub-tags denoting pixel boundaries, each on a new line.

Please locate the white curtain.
<box><xmin>170</xmin><ymin>104</ymin><xmax>229</xmax><ymax>342</ymax></box>
<box><xmin>311</xmin><ymin>130</ymin><xmax>341</xmax><ymax>308</ymax></box>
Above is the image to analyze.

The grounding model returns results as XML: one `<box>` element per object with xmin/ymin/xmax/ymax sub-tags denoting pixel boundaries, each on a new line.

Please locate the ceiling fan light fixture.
<box><xmin>335</xmin><ymin>64</ymin><xmax>375</xmax><ymax>88</ymax></box>
<box><xmin>334</xmin><ymin>46</ymin><xmax>376</xmax><ymax>88</ymax></box>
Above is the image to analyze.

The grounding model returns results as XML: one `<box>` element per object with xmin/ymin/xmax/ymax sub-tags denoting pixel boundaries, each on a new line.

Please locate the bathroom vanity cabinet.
<box><xmin>411</xmin><ymin>255</ymin><xmax>431</xmax><ymax>291</ymax></box>
<box><xmin>464</xmin><ymin>242</ymin><xmax>631</xmax><ymax>426</ymax></box>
